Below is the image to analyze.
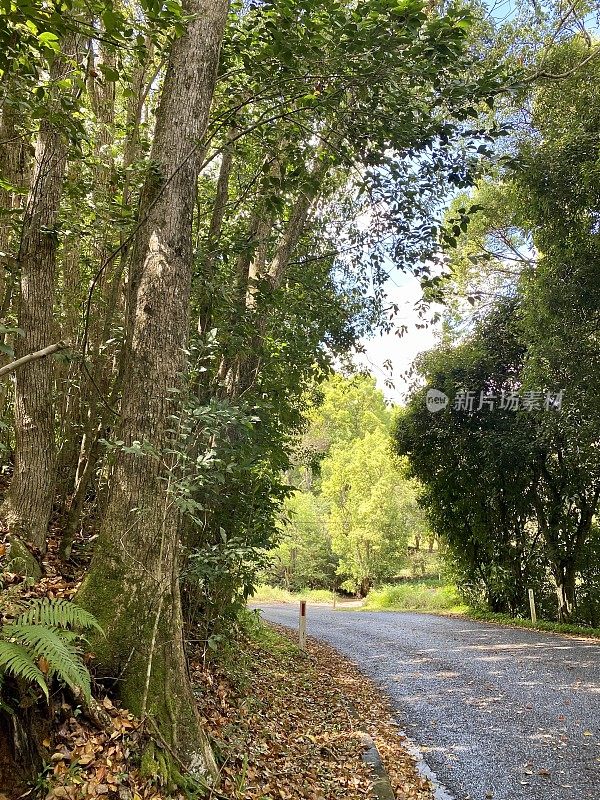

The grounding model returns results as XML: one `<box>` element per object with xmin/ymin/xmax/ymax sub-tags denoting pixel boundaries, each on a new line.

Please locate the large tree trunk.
<box><xmin>78</xmin><ymin>0</ymin><xmax>228</xmax><ymax>772</ymax></box>
<box><xmin>0</xmin><ymin>95</ymin><xmax>29</xmax><ymax>456</ymax></box>
<box><xmin>2</xmin><ymin>40</ymin><xmax>78</xmax><ymax>566</ymax></box>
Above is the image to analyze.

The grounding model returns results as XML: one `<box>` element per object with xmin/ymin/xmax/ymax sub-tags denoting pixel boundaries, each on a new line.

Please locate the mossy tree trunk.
<box><xmin>78</xmin><ymin>0</ymin><xmax>229</xmax><ymax>772</ymax></box>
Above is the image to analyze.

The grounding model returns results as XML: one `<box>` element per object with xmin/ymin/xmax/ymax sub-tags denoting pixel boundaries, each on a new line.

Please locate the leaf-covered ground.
<box><xmin>192</xmin><ymin>618</ymin><xmax>434</xmax><ymax>800</ymax></box>
<box><xmin>5</xmin><ymin>614</ymin><xmax>434</xmax><ymax>800</ymax></box>
<box><xmin>1</xmin><ymin>534</ymin><xmax>433</xmax><ymax>800</ymax></box>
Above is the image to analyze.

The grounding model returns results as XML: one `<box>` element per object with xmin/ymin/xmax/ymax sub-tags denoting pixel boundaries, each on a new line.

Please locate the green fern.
<box><xmin>3</xmin><ymin>625</ymin><xmax>91</xmax><ymax>700</ymax></box>
<box><xmin>15</xmin><ymin>598</ymin><xmax>102</xmax><ymax>632</ymax></box>
<box><xmin>0</xmin><ymin>640</ymin><xmax>49</xmax><ymax>699</ymax></box>
<box><xmin>0</xmin><ymin>600</ymin><xmax>102</xmax><ymax>703</ymax></box>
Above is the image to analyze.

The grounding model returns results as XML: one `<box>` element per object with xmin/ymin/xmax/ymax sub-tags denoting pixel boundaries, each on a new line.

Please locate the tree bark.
<box><xmin>3</xmin><ymin>39</ymin><xmax>79</xmax><ymax>558</ymax></box>
<box><xmin>57</xmin><ymin>44</ymin><xmax>153</xmax><ymax>548</ymax></box>
<box><xmin>0</xmin><ymin>93</ymin><xmax>29</xmax><ymax>455</ymax></box>
<box><xmin>0</xmin><ymin>95</ymin><xmax>28</xmax><ymax>320</ymax></box>
<box><xmin>78</xmin><ymin>0</ymin><xmax>229</xmax><ymax>772</ymax></box>
<box><xmin>57</xmin><ymin>39</ymin><xmax>120</xmax><ymax>552</ymax></box>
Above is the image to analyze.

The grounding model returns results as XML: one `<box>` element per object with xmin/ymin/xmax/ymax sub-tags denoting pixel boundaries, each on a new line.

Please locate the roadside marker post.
<box><xmin>528</xmin><ymin>588</ymin><xmax>537</xmax><ymax>624</ymax></box>
<box><xmin>299</xmin><ymin>600</ymin><xmax>307</xmax><ymax>650</ymax></box>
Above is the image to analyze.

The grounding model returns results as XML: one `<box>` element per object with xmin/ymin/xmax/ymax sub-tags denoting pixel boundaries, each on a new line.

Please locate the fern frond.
<box><xmin>0</xmin><ymin>641</ymin><xmax>49</xmax><ymax>700</ymax></box>
<box><xmin>4</xmin><ymin>625</ymin><xmax>90</xmax><ymax>701</ymax></box>
<box><xmin>15</xmin><ymin>599</ymin><xmax>102</xmax><ymax>633</ymax></box>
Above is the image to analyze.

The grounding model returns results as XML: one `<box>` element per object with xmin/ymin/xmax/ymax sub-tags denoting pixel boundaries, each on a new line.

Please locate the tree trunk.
<box><xmin>78</xmin><ymin>0</ymin><xmax>228</xmax><ymax>772</ymax></box>
<box><xmin>57</xmin><ymin>40</ymin><xmax>120</xmax><ymax>552</ymax></box>
<box><xmin>223</xmin><ymin>152</ymin><xmax>329</xmax><ymax>399</ymax></box>
<box><xmin>2</xmin><ymin>40</ymin><xmax>78</xmax><ymax>563</ymax></box>
<box><xmin>0</xmin><ymin>94</ymin><xmax>28</xmax><ymax>323</ymax></box>
<box><xmin>57</xmin><ymin>45</ymin><xmax>152</xmax><ymax>547</ymax></box>
<box><xmin>554</xmin><ymin>561</ymin><xmax>577</xmax><ymax>622</ymax></box>
<box><xmin>531</xmin><ymin>480</ymin><xmax>600</xmax><ymax>622</ymax></box>
<box><xmin>0</xmin><ymin>96</ymin><xmax>29</xmax><ymax>456</ymax></box>
<box><xmin>0</xmin><ymin>698</ymin><xmax>50</xmax><ymax>795</ymax></box>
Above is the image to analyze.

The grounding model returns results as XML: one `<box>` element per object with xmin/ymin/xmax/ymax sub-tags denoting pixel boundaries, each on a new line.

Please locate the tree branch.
<box><xmin>0</xmin><ymin>341</ymin><xmax>69</xmax><ymax>378</ymax></box>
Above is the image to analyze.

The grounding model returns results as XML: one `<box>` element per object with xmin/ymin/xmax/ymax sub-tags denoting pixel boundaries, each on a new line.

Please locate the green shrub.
<box><xmin>250</xmin><ymin>584</ymin><xmax>336</xmax><ymax>604</ymax></box>
<box><xmin>363</xmin><ymin>579</ymin><xmax>466</xmax><ymax>612</ymax></box>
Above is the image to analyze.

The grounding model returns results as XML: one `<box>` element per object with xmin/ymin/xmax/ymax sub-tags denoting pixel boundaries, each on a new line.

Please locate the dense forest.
<box><xmin>0</xmin><ymin>0</ymin><xmax>599</xmax><ymax>795</ymax></box>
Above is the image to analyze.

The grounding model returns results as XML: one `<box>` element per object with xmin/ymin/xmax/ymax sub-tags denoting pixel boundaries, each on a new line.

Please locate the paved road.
<box><xmin>256</xmin><ymin>605</ymin><xmax>600</xmax><ymax>800</ymax></box>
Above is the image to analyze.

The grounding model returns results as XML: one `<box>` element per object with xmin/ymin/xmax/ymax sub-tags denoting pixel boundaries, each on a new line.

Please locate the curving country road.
<box><xmin>255</xmin><ymin>605</ymin><xmax>600</xmax><ymax>800</ymax></box>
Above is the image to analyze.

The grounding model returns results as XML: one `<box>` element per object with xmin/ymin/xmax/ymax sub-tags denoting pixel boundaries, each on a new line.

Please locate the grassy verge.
<box><xmin>251</xmin><ymin>582</ymin><xmax>600</xmax><ymax>640</ymax></box>
<box><xmin>466</xmin><ymin>609</ymin><xmax>600</xmax><ymax>639</ymax></box>
<box><xmin>250</xmin><ymin>583</ymin><xmax>337</xmax><ymax>604</ymax></box>
<box><xmin>362</xmin><ymin>579</ymin><xmax>467</xmax><ymax>614</ymax></box>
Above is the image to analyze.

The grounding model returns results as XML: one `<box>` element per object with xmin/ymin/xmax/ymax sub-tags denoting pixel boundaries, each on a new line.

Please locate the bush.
<box><xmin>250</xmin><ymin>584</ymin><xmax>336</xmax><ymax>604</ymax></box>
<box><xmin>363</xmin><ymin>579</ymin><xmax>466</xmax><ymax>612</ymax></box>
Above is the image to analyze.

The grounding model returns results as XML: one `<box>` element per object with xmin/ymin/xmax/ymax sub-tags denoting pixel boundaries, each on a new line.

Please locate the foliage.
<box><xmin>2</xmin><ymin>0</ymin><xmax>583</xmax><ymax>771</ymax></box>
<box><xmin>301</xmin><ymin>375</ymin><xmax>392</xmax><ymax>462</ymax></box>
<box><xmin>400</xmin><ymin>36</ymin><xmax>600</xmax><ymax>624</ymax></box>
<box><xmin>250</xmin><ymin>584</ymin><xmax>336</xmax><ymax>604</ymax></box>
<box><xmin>0</xmin><ymin>599</ymin><xmax>99</xmax><ymax>702</ymax></box>
<box><xmin>183</xmin><ymin>533</ymin><xmax>270</xmax><ymax>657</ymax></box>
<box><xmin>394</xmin><ymin>300</ymin><xmax>549</xmax><ymax>614</ymax></box>
<box><xmin>268</xmin><ymin>491</ymin><xmax>338</xmax><ymax>591</ymax></box>
<box><xmin>363</xmin><ymin>579</ymin><xmax>466</xmax><ymax>613</ymax></box>
<box><xmin>322</xmin><ymin>427</ymin><xmax>410</xmax><ymax>595</ymax></box>
<box><xmin>264</xmin><ymin>374</ymin><xmax>431</xmax><ymax>596</ymax></box>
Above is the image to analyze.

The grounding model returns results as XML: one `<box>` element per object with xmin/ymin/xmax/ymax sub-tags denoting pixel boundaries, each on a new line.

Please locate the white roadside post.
<box><xmin>299</xmin><ymin>600</ymin><xmax>307</xmax><ymax>650</ymax></box>
<box><xmin>528</xmin><ymin>588</ymin><xmax>537</xmax><ymax>624</ymax></box>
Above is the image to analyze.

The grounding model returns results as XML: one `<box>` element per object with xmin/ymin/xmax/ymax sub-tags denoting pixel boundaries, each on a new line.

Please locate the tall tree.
<box><xmin>78</xmin><ymin>0</ymin><xmax>229</xmax><ymax>769</ymax></box>
<box><xmin>3</xmin><ymin>35</ymin><xmax>82</xmax><ymax>569</ymax></box>
<box><xmin>322</xmin><ymin>427</ymin><xmax>409</xmax><ymax>595</ymax></box>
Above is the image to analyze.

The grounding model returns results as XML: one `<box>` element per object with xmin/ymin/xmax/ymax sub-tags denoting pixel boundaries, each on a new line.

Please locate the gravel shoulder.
<box><xmin>255</xmin><ymin>605</ymin><xmax>600</xmax><ymax>800</ymax></box>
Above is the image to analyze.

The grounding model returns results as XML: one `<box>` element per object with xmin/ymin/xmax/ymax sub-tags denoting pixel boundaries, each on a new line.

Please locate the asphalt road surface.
<box><xmin>255</xmin><ymin>605</ymin><xmax>600</xmax><ymax>800</ymax></box>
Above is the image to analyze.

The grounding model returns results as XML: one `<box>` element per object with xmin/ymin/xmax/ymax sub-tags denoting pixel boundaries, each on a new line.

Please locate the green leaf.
<box><xmin>38</xmin><ymin>31</ymin><xmax>60</xmax><ymax>51</ymax></box>
<box><xmin>99</xmin><ymin>64</ymin><xmax>120</xmax><ymax>82</ymax></box>
<box><xmin>15</xmin><ymin>599</ymin><xmax>103</xmax><ymax>633</ymax></box>
<box><xmin>4</xmin><ymin>624</ymin><xmax>91</xmax><ymax>701</ymax></box>
<box><xmin>0</xmin><ymin>641</ymin><xmax>49</xmax><ymax>700</ymax></box>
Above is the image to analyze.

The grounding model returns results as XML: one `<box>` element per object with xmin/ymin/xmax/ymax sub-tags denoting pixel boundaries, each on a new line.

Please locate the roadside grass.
<box><xmin>239</xmin><ymin>607</ymin><xmax>299</xmax><ymax>654</ymax></box>
<box><xmin>466</xmin><ymin>609</ymin><xmax>600</xmax><ymax>639</ymax></box>
<box><xmin>250</xmin><ymin>583</ymin><xmax>336</xmax><ymax>604</ymax></box>
<box><xmin>363</xmin><ymin>579</ymin><xmax>467</xmax><ymax>613</ymax></box>
<box><xmin>250</xmin><ymin>583</ymin><xmax>600</xmax><ymax>639</ymax></box>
